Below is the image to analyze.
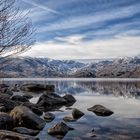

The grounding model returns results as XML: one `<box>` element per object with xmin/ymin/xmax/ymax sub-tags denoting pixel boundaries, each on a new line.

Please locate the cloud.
<box><xmin>55</xmin><ymin>35</ymin><xmax>86</xmax><ymax>45</ymax></box>
<box><xmin>37</xmin><ymin>3</ymin><xmax>140</xmax><ymax>33</ymax></box>
<box><xmin>22</xmin><ymin>36</ymin><xmax>140</xmax><ymax>59</ymax></box>
<box><xmin>21</xmin><ymin>0</ymin><xmax>60</xmax><ymax>14</ymax></box>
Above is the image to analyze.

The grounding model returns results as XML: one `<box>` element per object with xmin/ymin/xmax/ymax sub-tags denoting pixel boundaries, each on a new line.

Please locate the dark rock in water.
<box><xmin>13</xmin><ymin>127</ymin><xmax>39</xmax><ymax>136</ymax></box>
<box><xmin>5</xmin><ymin>90</ymin><xmax>13</xmax><ymax>96</ymax></box>
<box><xmin>10</xmin><ymin>95</ymin><xmax>29</xmax><ymax>102</ymax></box>
<box><xmin>65</xmin><ymin>107</ymin><xmax>73</xmax><ymax>110</ymax></box>
<box><xmin>0</xmin><ymin>130</ymin><xmax>39</xmax><ymax>140</ymax></box>
<box><xmin>63</xmin><ymin>116</ymin><xmax>76</xmax><ymax>122</ymax></box>
<box><xmin>63</xmin><ymin>94</ymin><xmax>76</xmax><ymax>103</ymax></box>
<box><xmin>72</xmin><ymin>108</ymin><xmax>84</xmax><ymax>120</ymax></box>
<box><xmin>21</xmin><ymin>83</ymin><xmax>55</xmax><ymax>93</ymax></box>
<box><xmin>0</xmin><ymin>84</ymin><xmax>9</xmax><ymax>88</ymax></box>
<box><xmin>0</xmin><ymin>112</ymin><xmax>14</xmax><ymax>130</ymax></box>
<box><xmin>37</xmin><ymin>93</ymin><xmax>67</xmax><ymax>106</ymax></box>
<box><xmin>0</xmin><ymin>84</ymin><xmax>9</xmax><ymax>93</ymax></box>
<box><xmin>48</xmin><ymin>122</ymin><xmax>74</xmax><ymax>139</ymax></box>
<box><xmin>23</xmin><ymin>94</ymin><xmax>33</xmax><ymax>99</ymax></box>
<box><xmin>30</xmin><ymin>107</ymin><xmax>43</xmax><ymax>116</ymax></box>
<box><xmin>0</xmin><ymin>105</ymin><xmax>6</xmax><ymax>112</ymax></box>
<box><xmin>22</xmin><ymin>102</ymin><xmax>43</xmax><ymax>116</ymax></box>
<box><xmin>0</xmin><ymin>93</ymin><xmax>11</xmax><ymax>99</ymax></box>
<box><xmin>10</xmin><ymin>106</ymin><xmax>46</xmax><ymax>130</ymax></box>
<box><xmin>44</xmin><ymin>112</ymin><xmax>55</xmax><ymax>122</ymax></box>
<box><xmin>0</xmin><ymin>96</ymin><xmax>19</xmax><ymax>112</ymax></box>
<box><xmin>87</xmin><ymin>105</ymin><xmax>113</xmax><ymax>117</ymax></box>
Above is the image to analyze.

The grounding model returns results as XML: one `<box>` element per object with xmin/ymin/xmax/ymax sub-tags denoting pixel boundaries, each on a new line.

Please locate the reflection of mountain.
<box><xmin>76</xmin><ymin>81</ymin><xmax>140</xmax><ymax>98</ymax></box>
<box><xmin>45</xmin><ymin>81</ymin><xmax>140</xmax><ymax>98</ymax></box>
<box><xmin>3</xmin><ymin>80</ymin><xmax>140</xmax><ymax>98</ymax></box>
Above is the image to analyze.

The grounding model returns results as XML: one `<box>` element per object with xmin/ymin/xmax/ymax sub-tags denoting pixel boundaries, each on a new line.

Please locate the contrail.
<box><xmin>22</xmin><ymin>0</ymin><xmax>60</xmax><ymax>14</ymax></box>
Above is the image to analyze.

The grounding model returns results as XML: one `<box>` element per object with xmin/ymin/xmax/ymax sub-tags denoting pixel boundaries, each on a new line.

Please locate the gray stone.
<box><xmin>87</xmin><ymin>105</ymin><xmax>113</xmax><ymax>116</ymax></box>
<box><xmin>48</xmin><ymin>122</ymin><xmax>74</xmax><ymax>139</ymax></box>
<box><xmin>0</xmin><ymin>112</ymin><xmax>14</xmax><ymax>130</ymax></box>
<box><xmin>44</xmin><ymin>112</ymin><xmax>55</xmax><ymax>122</ymax></box>
<box><xmin>72</xmin><ymin>108</ymin><xmax>84</xmax><ymax>120</ymax></box>
<box><xmin>13</xmin><ymin>127</ymin><xmax>39</xmax><ymax>136</ymax></box>
<box><xmin>10</xmin><ymin>106</ymin><xmax>45</xmax><ymax>130</ymax></box>
<box><xmin>0</xmin><ymin>130</ymin><xmax>39</xmax><ymax>140</ymax></box>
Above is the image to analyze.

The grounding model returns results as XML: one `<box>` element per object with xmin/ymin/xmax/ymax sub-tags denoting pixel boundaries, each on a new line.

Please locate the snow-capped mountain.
<box><xmin>70</xmin><ymin>56</ymin><xmax>140</xmax><ymax>78</ymax></box>
<box><xmin>0</xmin><ymin>56</ymin><xmax>140</xmax><ymax>78</ymax></box>
<box><xmin>0</xmin><ymin>57</ymin><xmax>85</xmax><ymax>77</ymax></box>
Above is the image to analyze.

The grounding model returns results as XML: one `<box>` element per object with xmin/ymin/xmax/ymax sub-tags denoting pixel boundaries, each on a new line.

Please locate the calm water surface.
<box><xmin>1</xmin><ymin>78</ymin><xmax>140</xmax><ymax>140</ymax></box>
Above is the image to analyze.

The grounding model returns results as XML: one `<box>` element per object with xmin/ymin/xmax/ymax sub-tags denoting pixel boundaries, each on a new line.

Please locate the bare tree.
<box><xmin>0</xmin><ymin>0</ymin><xmax>35</xmax><ymax>60</ymax></box>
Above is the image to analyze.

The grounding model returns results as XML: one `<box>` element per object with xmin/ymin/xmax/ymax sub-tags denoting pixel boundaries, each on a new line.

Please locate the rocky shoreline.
<box><xmin>0</xmin><ymin>83</ymin><xmax>113</xmax><ymax>140</ymax></box>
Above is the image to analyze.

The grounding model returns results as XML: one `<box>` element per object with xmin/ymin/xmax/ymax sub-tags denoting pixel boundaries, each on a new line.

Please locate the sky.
<box><xmin>19</xmin><ymin>0</ymin><xmax>140</xmax><ymax>59</ymax></box>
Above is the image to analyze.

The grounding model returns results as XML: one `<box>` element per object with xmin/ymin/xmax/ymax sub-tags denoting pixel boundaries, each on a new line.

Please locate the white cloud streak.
<box><xmin>38</xmin><ymin>3</ymin><xmax>140</xmax><ymax>32</ymax></box>
<box><xmin>22</xmin><ymin>36</ymin><xmax>140</xmax><ymax>59</ymax></box>
<box><xmin>22</xmin><ymin>0</ymin><xmax>60</xmax><ymax>14</ymax></box>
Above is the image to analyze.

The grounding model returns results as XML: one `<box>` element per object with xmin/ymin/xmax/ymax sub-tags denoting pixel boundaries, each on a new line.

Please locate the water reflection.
<box><xmin>1</xmin><ymin>79</ymin><xmax>140</xmax><ymax>140</ymax></box>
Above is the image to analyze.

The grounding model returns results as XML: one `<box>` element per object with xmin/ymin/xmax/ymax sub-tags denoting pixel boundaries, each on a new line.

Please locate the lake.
<box><xmin>1</xmin><ymin>78</ymin><xmax>140</xmax><ymax>140</ymax></box>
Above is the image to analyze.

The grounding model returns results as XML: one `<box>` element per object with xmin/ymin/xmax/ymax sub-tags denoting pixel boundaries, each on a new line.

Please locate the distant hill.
<box><xmin>70</xmin><ymin>57</ymin><xmax>140</xmax><ymax>78</ymax></box>
<box><xmin>0</xmin><ymin>56</ymin><xmax>140</xmax><ymax>78</ymax></box>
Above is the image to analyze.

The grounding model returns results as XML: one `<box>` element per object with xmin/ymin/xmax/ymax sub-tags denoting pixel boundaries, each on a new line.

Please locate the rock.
<box><xmin>21</xmin><ymin>83</ymin><xmax>55</xmax><ymax>93</ymax></box>
<box><xmin>23</xmin><ymin>94</ymin><xmax>33</xmax><ymax>99</ymax></box>
<box><xmin>0</xmin><ymin>84</ymin><xmax>9</xmax><ymax>93</ymax></box>
<box><xmin>5</xmin><ymin>90</ymin><xmax>14</xmax><ymax>96</ymax></box>
<box><xmin>0</xmin><ymin>96</ymin><xmax>18</xmax><ymax>111</ymax></box>
<box><xmin>63</xmin><ymin>116</ymin><xmax>76</xmax><ymax>122</ymax></box>
<box><xmin>48</xmin><ymin>122</ymin><xmax>74</xmax><ymax>139</ymax></box>
<box><xmin>30</xmin><ymin>107</ymin><xmax>43</xmax><ymax>116</ymax></box>
<box><xmin>72</xmin><ymin>108</ymin><xmax>84</xmax><ymax>120</ymax></box>
<box><xmin>0</xmin><ymin>105</ymin><xmax>6</xmax><ymax>112</ymax></box>
<box><xmin>0</xmin><ymin>93</ymin><xmax>11</xmax><ymax>99</ymax></box>
<box><xmin>10</xmin><ymin>106</ymin><xmax>45</xmax><ymax>130</ymax></box>
<box><xmin>21</xmin><ymin>102</ymin><xmax>43</xmax><ymax>116</ymax></box>
<box><xmin>10</xmin><ymin>95</ymin><xmax>29</xmax><ymax>102</ymax></box>
<box><xmin>65</xmin><ymin>107</ymin><xmax>73</xmax><ymax>110</ymax></box>
<box><xmin>44</xmin><ymin>112</ymin><xmax>55</xmax><ymax>122</ymax></box>
<box><xmin>37</xmin><ymin>93</ymin><xmax>67</xmax><ymax>106</ymax></box>
<box><xmin>0</xmin><ymin>130</ymin><xmax>39</xmax><ymax>140</ymax></box>
<box><xmin>63</xmin><ymin>94</ymin><xmax>76</xmax><ymax>103</ymax></box>
<box><xmin>87</xmin><ymin>105</ymin><xmax>114</xmax><ymax>116</ymax></box>
<box><xmin>0</xmin><ymin>112</ymin><xmax>14</xmax><ymax>130</ymax></box>
<box><xmin>13</xmin><ymin>127</ymin><xmax>39</xmax><ymax>136</ymax></box>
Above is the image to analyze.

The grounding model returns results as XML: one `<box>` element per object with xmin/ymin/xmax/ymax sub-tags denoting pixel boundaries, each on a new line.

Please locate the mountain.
<box><xmin>70</xmin><ymin>57</ymin><xmax>140</xmax><ymax>78</ymax></box>
<box><xmin>0</xmin><ymin>57</ymin><xmax>85</xmax><ymax>78</ymax></box>
<box><xmin>0</xmin><ymin>56</ymin><xmax>140</xmax><ymax>78</ymax></box>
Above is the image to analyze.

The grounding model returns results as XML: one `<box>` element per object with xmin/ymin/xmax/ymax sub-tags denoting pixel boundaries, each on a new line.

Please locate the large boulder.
<box><xmin>21</xmin><ymin>83</ymin><xmax>55</xmax><ymax>93</ymax></box>
<box><xmin>0</xmin><ymin>112</ymin><xmax>14</xmax><ymax>130</ymax></box>
<box><xmin>72</xmin><ymin>108</ymin><xmax>84</xmax><ymax>120</ymax></box>
<box><xmin>10</xmin><ymin>106</ymin><xmax>45</xmax><ymax>130</ymax></box>
<box><xmin>87</xmin><ymin>105</ymin><xmax>114</xmax><ymax>117</ymax></box>
<box><xmin>48</xmin><ymin>122</ymin><xmax>74</xmax><ymax>139</ymax></box>
<box><xmin>13</xmin><ymin>127</ymin><xmax>39</xmax><ymax>136</ymax></box>
<box><xmin>37</xmin><ymin>93</ymin><xmax>67</xmax><ymax>106</ymax></box>
<box><xmin>0</xmin><ymin>130</ymin><xmax>39</xmax><ymax>140</ymax></box>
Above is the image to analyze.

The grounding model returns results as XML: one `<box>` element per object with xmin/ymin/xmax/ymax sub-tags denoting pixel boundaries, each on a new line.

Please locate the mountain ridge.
<box><xmin>0</xmin><ymin>56</ymin><xmax>140</xmax><ymax>78</ymax></box>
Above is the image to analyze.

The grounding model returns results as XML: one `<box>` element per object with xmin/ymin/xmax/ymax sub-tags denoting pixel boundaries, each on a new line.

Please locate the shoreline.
<box><xmin>1</xmin><ymin>78</ymin><xmax>140</xmax><ymax>82</ymax></box>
